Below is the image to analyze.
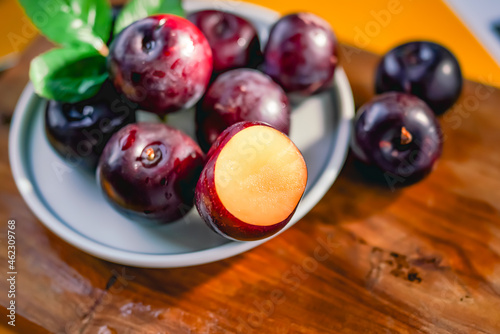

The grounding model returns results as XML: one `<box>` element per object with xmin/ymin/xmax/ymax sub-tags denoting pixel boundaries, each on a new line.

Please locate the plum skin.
<box><xmin>195</xmin><ymin>122</ymin><xmax>297</xmax><ymax>241</ymax></box>
<box><xmin>375</xmin><ymin>41</ymin><xmax>463</xmax><ymax>115</ymax></box>
<box><xmin>187</xmin><ymin>10</ymin><xmax>262</xmax><ymax>74</ymax></box>
<box><xmin>107</xmin><ymin>14</ymin><xmax>213</xmax><ymax>116</ymax></box>
<box><xmin>196</xmin><ymin>69</ymin><xmax>290</xmax><ymax>152</ymax></box>
<box><xmin>263</xmin><ymin>13</ymin><xmax>338</xmax><ymax>95</ymax></box>
<box><xmin>351</xmin><ymin>92</ymin><xmax>443</xmax><ymax>186</ymax></box>
<box><xmin>97</xmin><ymin>123</ymin><xmax>205</xmax><ymax>224</ymax></box>
<box><xmin>45</xmin><ymin>81</ymin><xmax>136</xmax><ymax>170</ymax></box>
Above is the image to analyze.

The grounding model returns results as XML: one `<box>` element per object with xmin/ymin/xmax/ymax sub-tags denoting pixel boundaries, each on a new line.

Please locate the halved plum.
<box><xmin>195</xmin><ymin>121</ymin><xmax>307</xmax><ymax>241</ymax></box>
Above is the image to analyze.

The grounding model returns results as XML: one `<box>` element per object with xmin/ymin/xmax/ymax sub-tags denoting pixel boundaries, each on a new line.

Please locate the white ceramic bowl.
<box><xmin>9</xmin><ymin>0</ymin><xmax>354</xmax><ymax>268</ymax></box>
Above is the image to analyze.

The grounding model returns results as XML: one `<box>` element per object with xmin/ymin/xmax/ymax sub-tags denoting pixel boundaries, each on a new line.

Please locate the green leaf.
<box><xmin>30</xmin><ymin>47</ymin><xmax>108</xmax><ymax>103</ymax></box>
<box><xmin>114</xmin><ymin>0</ymin><xmax>184</xmax><ymax>36</ymax></box>
<box><xmin>18</xmin><ymin>0</ymin><xmax>111</xmax><ymax>54</ymax></box>
<box><xmin>72</xmin><ymin>0</ymin><xmax>112</xmax><ymax>42</ymax></box>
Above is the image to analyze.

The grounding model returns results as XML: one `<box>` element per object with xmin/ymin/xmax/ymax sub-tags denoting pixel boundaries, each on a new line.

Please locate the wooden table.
<box><xmin>1</xmin><ymin>36</ymin><xmax>499</xmax><ymax>333</ymax></box>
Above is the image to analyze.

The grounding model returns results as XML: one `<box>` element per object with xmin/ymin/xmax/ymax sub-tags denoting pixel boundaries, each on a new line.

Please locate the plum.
<box><xmin>351</xmin><ymin>92</ymin><xmax>443</xmax><ymax>187</ymax></box>
<box><xmin>108</xmin><ymin>14</ymin><xmax>213</xmax><ymax>116</ymax></box>
<box><xmin>375</xmin><ymin>41</ymin><xmax>463</xmax><ymax>115</ymax></box>
<box><xmin>195</xmin><ymin>121</ymin><xmax>307</xmax><ymax>241</ymax></box>
<box><xmin>196</xmin><ymin>69</ymin><xmax>290</xmax><ymax>152</ymax></box>
<box><xmin>45</xmin><ymin>81</ymin><xmax>136</xmax><ymax>170</ymax></box>
<box><xmin>97</xmin><ymin>123</ymin><xmax>205</xmax><ymax>224</ymax></box>
<box><xmin>187</xmin><ymin>10</ymin><xmax>262</xmax><ymax>74</ymax></box>
<box><xmin>263</xmin><ymin>13</ymin><xmax>338</xmax><ymax>95</ymax></box>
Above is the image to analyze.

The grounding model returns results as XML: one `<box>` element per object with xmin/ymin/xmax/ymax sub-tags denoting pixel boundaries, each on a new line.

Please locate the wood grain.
<box><xmin>0</xmin><ymin>38</ymin><xmax>500</xmax><ymax>333</ymax></box>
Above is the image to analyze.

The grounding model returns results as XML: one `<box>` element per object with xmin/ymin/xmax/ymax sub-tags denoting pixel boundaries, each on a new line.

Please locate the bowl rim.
<box><xmin>9</xmin><ymin>1</ymin><xmax>354</xmax><ymax>268</ymax></box>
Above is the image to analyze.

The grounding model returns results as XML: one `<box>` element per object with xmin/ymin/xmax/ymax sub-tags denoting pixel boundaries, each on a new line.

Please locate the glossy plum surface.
<box><xmin>45</xmin><ymin>81</ymin><xmax>136</xmax><ymax>170</ymax></box>
<box><xmin>196</xmin><ymin>69</ymin><xmax>290</xmax><ymax>152</ymax></box>
<box><xmin>188</xmin><ymin>10</ymin><xmax>262</xmax><ymax>74</ymax></box>
<box><xmin>97</xmin><ymin>123</ymin><xmax>205</xmax><ymax>224</ymax></box>
<box><xmin>351</xmin><ymin>92</ymin><xmax>442</xmax><ymax>186</ymax></box>
<box><xmin>375</xmin><ymin>41</ymin><xmax>463</xmax><ymax>115</ymax></box>
<box><xmin>108</xmin><ymin>15</ymin><xmax>213</xmax><ymax>116</ymax></box>
<box><xmin>263</xmin><ymin>13</ymin><xmax>338</xmax><ymax>95</ymax></box>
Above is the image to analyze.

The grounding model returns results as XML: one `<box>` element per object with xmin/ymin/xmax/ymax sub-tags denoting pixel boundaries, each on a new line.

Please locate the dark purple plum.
<box><xmin>97</xmin><ymin>123</ymin><xmax>205</xmax><ymax>224</ymax></box>
<box><xmin>187</xmin><ymin>10</ymin><xmax>262</xmax><ymax>74</ymax></box>
<box><xmin>196</xmin><ymin>69</ymin><xmax>290</xmax><ymax>152</ymax></box>
<box><xmin>45</xmin><ymin>81</ymin><xmax>136</xmax><ymax>170</ymax></box>
<box><xmin>263</xmin><ymin>13</ymin><xmax>338</xmax><ymax>95</ymax></box>
<box><xmin>351</xmin><ymin>92</ymin><xmax>442</xmax><ymax>187</ymax></box>
<box><xmin>375</xmin><ymin>41</ymin><xmax>463</xmax><ymax>115</ymax></box>
<box><xmin>108</xmin><ymin>14</ymin><xmax>213</xmax><ymax>116</ymax></box>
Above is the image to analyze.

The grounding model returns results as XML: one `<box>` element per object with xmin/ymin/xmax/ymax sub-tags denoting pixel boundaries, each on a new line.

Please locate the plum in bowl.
<box><xmin>97</xmin><ymin>123</ymin><xmax>205</xmax><ymax>224</ymax></box>
<box><xmin>196</xmin><ymin>68</ymin><xmax>290</xmax><ymax>152</ymax></box>
<box><xmin>264</xmin><ymin>13</ymin><xmax>338</xmax><ymax>96</ymax></box>
<box><xmin>45</xmin><ymin>81</ymin><xmax>136</xmax><ymax>171</ymax></box>
<box><xmin>188</xmin><ymin>10</ymin><xmax>262</xmax><ymax>74</ymax></box>
<box><xmin>108</xmin><ymin>14</ymin><xmax>213</xmax><ymax>116</ymax></box>
<box><xmin>195</xmin><ymin>121</ymin><xmax>308</xmax><ymax>241</ymax></box>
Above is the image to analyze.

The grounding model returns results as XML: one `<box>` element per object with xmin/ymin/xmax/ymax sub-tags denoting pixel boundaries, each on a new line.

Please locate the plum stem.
<box><xmin>146</xmin><ymin>148</ymin><xmax>156</xmax><ymax>161</ymax></box>
<box><xmin>400</xmin><ymin>126</ymin><xmax>413</xmax><ymax>145</ymax></box>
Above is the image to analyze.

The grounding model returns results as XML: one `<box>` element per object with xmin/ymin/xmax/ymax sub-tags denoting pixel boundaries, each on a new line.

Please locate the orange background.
<box><xmin>2</xmin><ymin>0</ymin><xmax>500</xmax><ymax>86</ymax></box>
<box><xmin>0</xmin><ymin>0</ymin><xmax>36</xmax><ymax>66</ymax></box>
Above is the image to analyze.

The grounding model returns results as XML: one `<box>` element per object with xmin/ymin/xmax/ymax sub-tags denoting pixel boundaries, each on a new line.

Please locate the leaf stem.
<box><xmin>99</xmin><ymin>44</ymin><xmax>109</xmax><ymax>57</ymax></box>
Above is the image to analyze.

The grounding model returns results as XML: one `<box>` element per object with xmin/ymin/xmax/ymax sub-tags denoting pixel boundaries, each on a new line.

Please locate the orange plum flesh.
<box><xmin>195</xmin><ymin>122</ymin><xmax>307</xmax><ymax>241</ymax></box>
